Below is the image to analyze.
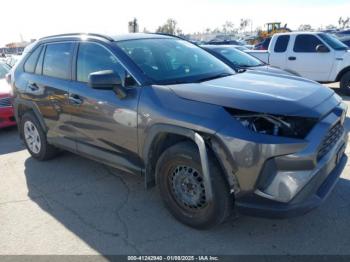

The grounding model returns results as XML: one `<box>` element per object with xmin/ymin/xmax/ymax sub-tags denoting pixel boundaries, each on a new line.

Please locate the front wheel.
<box><xmin>156</xmin><ymin>141</ymin><xmax>233</xmax><ymax>229</ymax></box>
<box><xmin>340</xmin><ymin>71</ymin><xmax>350</xmax><ymax>96</ymax></box>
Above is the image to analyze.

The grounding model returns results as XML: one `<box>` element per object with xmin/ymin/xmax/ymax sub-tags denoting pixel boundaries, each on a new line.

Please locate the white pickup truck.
<box><xmin>247</xmin><ymin>32</ymin><xmax>350</xmax><ymax>94</ymax></box>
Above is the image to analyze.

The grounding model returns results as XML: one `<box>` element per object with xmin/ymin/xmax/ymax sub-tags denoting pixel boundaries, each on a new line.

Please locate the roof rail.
<box><xmin>39</xmin><ymin>33</ymin><xmax>114</xmax><ymax>41</ymax></box>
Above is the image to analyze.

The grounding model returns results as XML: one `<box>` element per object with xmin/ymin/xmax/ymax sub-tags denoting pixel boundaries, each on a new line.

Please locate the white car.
<box><xmin>246</xmin><ymin>32</ymin><xmax>350</xmax><ymax>94</ymax></box>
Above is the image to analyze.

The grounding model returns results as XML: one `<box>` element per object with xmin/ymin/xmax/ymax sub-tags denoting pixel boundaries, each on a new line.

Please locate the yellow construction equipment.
<box><xmin>257</xmin><ymin>22</ymin><xmax>291</xmax><ymax>42</ymax></box>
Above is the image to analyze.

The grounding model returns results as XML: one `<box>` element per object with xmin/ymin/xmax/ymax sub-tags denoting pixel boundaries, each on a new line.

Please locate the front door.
<box><xmin>286</xmin><ymin>34</ymin><xmax>334</xmax><ymax>81</ymax></box>
<box><xmin>69</xmin><ymin>41</ymin><xmax>142</xmax><ymax>174</ymax></box>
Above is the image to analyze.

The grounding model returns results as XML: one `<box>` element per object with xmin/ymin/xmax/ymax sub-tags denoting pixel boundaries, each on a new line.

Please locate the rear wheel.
<box><xmin>21</xmin><ymin>112</ymin><xmax>58</xmax><ymax>160</ymax></box>
<box><xmin>156</xmin><ymin>141</ymin><xmax>233</xmax><ymax>229</ymax></box>
<box><xmin>340</xmin><ymin>71</ymin><xmax>350</xmax><ymax>96</ymax></box>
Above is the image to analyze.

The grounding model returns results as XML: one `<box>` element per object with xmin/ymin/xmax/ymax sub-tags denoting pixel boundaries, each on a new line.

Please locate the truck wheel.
<box><xmin>156</xmin><ymin>141</ymin><xmax>233</xmax><ymax>229</ymax></box>
<box><xmin>21</xmin><ymin>112</ymin><xmax>58</xmax><ymax>161</ymax></box>
<box><xmin>340</xmin><ymin>71</ymin><xmax>350</xmax><ymax>96</ymax></box>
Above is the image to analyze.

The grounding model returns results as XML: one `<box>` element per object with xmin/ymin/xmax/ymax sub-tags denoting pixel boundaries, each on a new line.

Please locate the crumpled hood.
<box><xmin>167</xmin><ymin>71</ymin><xmax>340</xmax><ymax>118</ymax></box>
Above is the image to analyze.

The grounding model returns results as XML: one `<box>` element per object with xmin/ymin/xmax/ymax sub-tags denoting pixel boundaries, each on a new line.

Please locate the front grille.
<box><xmin>0</xmin><ymin>97</ymin><xmax>12</xmax><ymax>107</ymax></box>
<box><xmin>317</xmin><ymin>122</ymin><xmax>344</xmax><ymax>161</ymax></box>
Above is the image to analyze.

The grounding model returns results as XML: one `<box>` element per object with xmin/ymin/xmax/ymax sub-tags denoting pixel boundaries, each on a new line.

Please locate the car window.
<box><xmin>117</xmin><ymin>39</ymin><xmax>233</xmax><ymax>85</ymax></box>
<box><xmin>293</xmin><ymin>35</ymin><xmax>323</xmax><ymax>53</ymax></box>
<box><xmin>77</xmin><ymin>42</ymin><xmax>136</xmax><ymax>86</ymax></box>
<box><xmin>274</xmin><ymin>35</ymin><xmax>290</xmax><ymax>52</ymax></box>
<box><xmin>24</xmin><ymin>46</ymin><xmax>42</xmax><ymax>73</ymax></box>
<box><xmin>43</xmin><ymin>42</ymin><xmax>74</xmax><ymax>79</ymax></box>
<box><xmin>216</xmin><ymin>47</ymin><xmax>263</xmax><ymax>67</ymax></box>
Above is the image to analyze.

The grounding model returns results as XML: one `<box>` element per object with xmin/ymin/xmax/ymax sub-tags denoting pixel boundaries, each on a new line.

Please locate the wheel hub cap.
<box><xmin>24</xmin><ymin>121</ymin><xmax>41</xmax><ymax>154</ymax></box>
<box><xmin>170</xmin><ymin>165</ymin><xmax>207</xmax><ymax>210</ymax></box>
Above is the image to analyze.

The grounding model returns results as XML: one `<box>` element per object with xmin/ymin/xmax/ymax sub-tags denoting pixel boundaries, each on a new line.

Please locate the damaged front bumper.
<box><xmin>214</xmin><ymin>103</ymin><xmax>348</xmax><ymax>218</ymax></box>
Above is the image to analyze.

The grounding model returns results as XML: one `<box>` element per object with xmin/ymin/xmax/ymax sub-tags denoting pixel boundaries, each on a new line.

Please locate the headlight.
<box><xmin>226</xmin><ymin>108</ymin><xmax>317</xmax><ymax>139</ymax></box>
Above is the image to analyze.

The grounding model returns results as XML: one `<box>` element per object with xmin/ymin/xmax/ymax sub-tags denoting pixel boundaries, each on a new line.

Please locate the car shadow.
<box><xmin>0</xmin><ymin>126</ymin><xmax>25</xmax><ymax>155</ymax></box>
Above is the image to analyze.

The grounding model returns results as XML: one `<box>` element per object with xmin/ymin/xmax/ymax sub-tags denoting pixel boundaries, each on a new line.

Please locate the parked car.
<box><xmin>0</xmin><ymin>62</ymin><xmax>16</xmax><ymax>128</ymax></box>
<box><xmin>336</xmin><ymin>29</ymin><xmax>350</xmax><ymax>37</ymax></box>
<box><xmin>254</xmin><ymin>37</ymin><xmax>271</xmax><ymax>50</ymax></box>
<box><xmin>207</xmin><ymin>39</ymin><xmax>243</xmax><ymax>46</ymax></box>
<box><xmin>247</xmin><ymin>32</ymin><xmax>350</xmax><ymax>94</ymax></box>
<box><xmin>202</xmin><ymin>45</ymin><xmax>293</xmax><ymax>76</ymax></box>
<box><xmin>11</xmin><ymin>33</ymin><xmax>348</xmax><ymax>229</ymax></box>
<box><xmin>338</xmin><ymin>35</ymin><xmax>350</xmax><ymax>47</ymax></box>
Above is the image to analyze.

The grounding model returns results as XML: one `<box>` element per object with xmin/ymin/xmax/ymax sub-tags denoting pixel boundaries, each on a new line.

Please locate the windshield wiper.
<box><xmin>195</xmin><ymin>73</ymin><xmax>233</xmax><ymax>83</ymax></box>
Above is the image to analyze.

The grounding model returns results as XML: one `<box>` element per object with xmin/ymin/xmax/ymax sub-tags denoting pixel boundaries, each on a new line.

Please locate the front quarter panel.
<box><xmin>138</xmin><ymin>84</ymin><xmax>230</xmax><ymax>158</ymax></box>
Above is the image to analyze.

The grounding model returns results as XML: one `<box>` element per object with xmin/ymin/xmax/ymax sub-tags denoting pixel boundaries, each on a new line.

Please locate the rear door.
<box><xmin>69</xmin><ymin>41</ymin><xmax>142</xmax><ymax>174</ymax></box>
<box><xmin>21</xmin><ymin>42</ymin><xmax>77</xmax><ymax>150</ymax></box>
<box><xmin>285</xmin><ymin>34</ymin><xmax>335</xmax><ymax>81</ymax></box>
<box><xmin>269</xmin><ymin>35</ymin><xmax>290</xmax><ymax>69</ymax></box>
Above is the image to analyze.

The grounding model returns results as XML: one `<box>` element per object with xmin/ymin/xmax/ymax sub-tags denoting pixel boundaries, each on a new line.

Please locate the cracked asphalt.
<box><xmin>0</xmin><ymin>85</ymin><xmax>349</xmax><ymax>255</ymax></box>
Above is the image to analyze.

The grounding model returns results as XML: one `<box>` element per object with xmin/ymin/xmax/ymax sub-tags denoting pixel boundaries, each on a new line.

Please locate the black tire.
<box><xmin>20</xmin><ymin>112</ymin><xmax>58</xmax><ymax>161</ymax></box>
<box><xmin>340</xmin><ymin>71</ymin><xmax>350</xmax><ymax>96</ymax></box>
<box><xmin>156</xmin><ymin>141</ymin><xmax>233</xmax><ymax>229</ymax></box>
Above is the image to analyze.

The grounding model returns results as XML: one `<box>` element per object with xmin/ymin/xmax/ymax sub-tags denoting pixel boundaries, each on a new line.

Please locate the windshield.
<box><xmin>318</xmin><ymin>33</ymin><xmax>348</xmax><ymax>50</ymax></box>
<box><xmin>214</xmin><ymin>47</ymin><xmax>264</xmax><ymax>67</ymax></box>
<box><xmin>116</xmin><ymin>38</ymin><xmax>234</xmax><ymax>84</ymax></box>
<box><xmin>0</xmin><ymin>63</ymin><xmax>10</xmax><ymax>79</ymax></box>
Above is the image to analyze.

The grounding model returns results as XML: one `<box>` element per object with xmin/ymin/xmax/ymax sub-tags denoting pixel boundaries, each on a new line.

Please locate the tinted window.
<box><xmin>293</xmin><ymin>35</ymin><xmax>323</xmax><ymax>52</ymax></box>
<box><xmin>24</xmin><ymin>46</ymin><xmax>42</xmax><ymax>73</ymax></box>
<box><xmin>43</xmin><ymin>43</ymin><xmax>74</xmax><ymax>79</ymax></box>
<box><xmin>274</xmin><ymin>35</ymin><xmax>290</xmax><ymax>52</ymax></box>
<box><xmin>77</xmin><ymin>42</ymin><xmax>133</xmax><ymax>84</ymax></box>
<box><xmin>214</xmin><ymin>47</ymin><xmax>263</xmax><ymax>67</ymax></box>
<box><xmin>117</xmin><ymin>39</ymin><xmax>233</xmax><ymax>85</ymax></box>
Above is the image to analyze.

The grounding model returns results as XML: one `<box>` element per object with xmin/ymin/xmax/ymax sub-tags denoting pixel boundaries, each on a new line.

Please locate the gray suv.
<box><xmin>11</xmin><ymin>33</ymin><xmax>348</xmax><ymax>229</ymax></box>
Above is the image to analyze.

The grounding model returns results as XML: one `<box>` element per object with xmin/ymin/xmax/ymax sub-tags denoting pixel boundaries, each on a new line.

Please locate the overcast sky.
<box><xmin>1</xmin><ymin>0</ymin><xmax>349</xmax><ymax>46</ymax></box>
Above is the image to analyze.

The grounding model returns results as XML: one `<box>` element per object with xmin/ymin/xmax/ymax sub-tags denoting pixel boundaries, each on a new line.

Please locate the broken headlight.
<box><xmin>226</xmin><ymin>108</ymin><xmax>317</xmax><ymax>139</ymax></box>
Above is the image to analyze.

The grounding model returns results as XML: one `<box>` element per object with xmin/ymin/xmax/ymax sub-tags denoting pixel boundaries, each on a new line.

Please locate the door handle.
<box><xmin>27</xmin><ymin>82</ymin><xmax>39</xmax><ymax>91</ymax></box>
<box><xmin>288</xmin><ymin>56</ymin><xmax>296</xmax><ymax>61</ymax></box>
<box><xmin>69</xmin><ymin>94</ymin><xmax>83</xmax><ymax>105</ymax></box>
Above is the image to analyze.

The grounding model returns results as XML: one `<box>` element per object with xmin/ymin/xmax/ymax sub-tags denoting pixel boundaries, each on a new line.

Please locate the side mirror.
<box><xmin>88</xmin><ymin>70</ymin><xmax>127</xmax><ymax>99</ymax></box>
<box><xmin>316</xmin><ymin>44</ymin><xmax>329</xmax><ymax>53</ymax></box>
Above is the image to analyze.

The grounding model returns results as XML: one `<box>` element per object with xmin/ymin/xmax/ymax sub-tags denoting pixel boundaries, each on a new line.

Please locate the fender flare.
<box><xmin>142</xmin><ymin>124</ymin><xmax>214</xmax><ymax>202</ymax></box>
<box><xmin>336</xmin><ymin>66</ymin><xmax>350</xmax><ymax>82</ymax></box>
<box><xmin>13</xmin><ymin>98</ymin><xmax>48</xmax><ymax>135</ymax></box>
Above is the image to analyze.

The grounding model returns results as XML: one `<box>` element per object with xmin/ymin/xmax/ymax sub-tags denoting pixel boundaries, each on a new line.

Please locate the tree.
<box><xmin>338</xmin><ymin>17</ymin><xmax>350</xmax><ymax>29</ymax></box>
<box><xmin>156</xmin><ymin>18</ymin><xmax>182</xmax><ymax>35</ymax></box>
<box><xmin>298</xmin><ymin>24</ymin><xmax>312</xmax><ymax>31</ymax></box>
<box><xmin>239</xmin><ymin>19</ymin><xmax>250</xmax><ymax>33</ymax></box>
<box><xmin>222</xmin><ymin>21</ymin><xmax>235</xmax><ymax>34</ymax></box>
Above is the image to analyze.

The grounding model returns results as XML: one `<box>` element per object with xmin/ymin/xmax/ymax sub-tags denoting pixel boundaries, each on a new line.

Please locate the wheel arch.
<box><xmin>142</xmin><ymin>124</ymin><xmax>237</xmax><ymax>201</ymax></box>
<box><xmin>336</xmin><ymin>66</ymin><xmax>350</xmax><ymax>82</ymax></box>
<box><xmin>13</xmin><ymin>99</ymin><xmax>47</xmax><ymax>138</ymax></box>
